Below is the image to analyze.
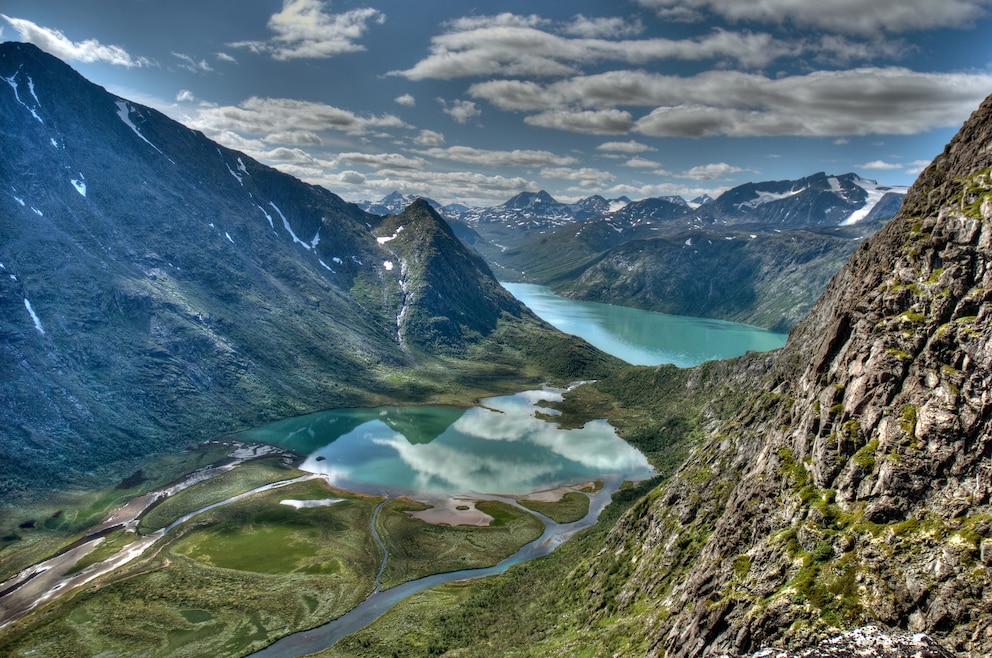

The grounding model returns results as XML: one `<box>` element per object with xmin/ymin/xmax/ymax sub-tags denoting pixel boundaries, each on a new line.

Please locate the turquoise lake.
<box><xmin>502</xmin><ymin>282</ymin><xmax>787</xmax><ymax>367</ymax></box>
<box><xmin>238</xmin><ymin>388</ymin><xmax>655</xmax><ymax>496</ymax></box>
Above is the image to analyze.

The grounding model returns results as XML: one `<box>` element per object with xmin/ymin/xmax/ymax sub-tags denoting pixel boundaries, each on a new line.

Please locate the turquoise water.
<box><xmin>238</xmin><ymin>388</ymin><xmax>654</xmax><ymax>496</ymax></box>
<box><xmin>502</xmin><ymin>282</ymin><xmax>787</xmax><ymax>367</ymax></box>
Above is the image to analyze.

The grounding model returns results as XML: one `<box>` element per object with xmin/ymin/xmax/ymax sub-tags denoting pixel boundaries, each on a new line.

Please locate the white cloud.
<box><xmin>636</xmin><ymin>0</ymin><xmax>992</xmax><ymax>35</ymax></box>
<box><xmin>1</xmin><ymin>14</ymin><xmax>152</xmax><ymax>67</ymax></box>
<box><xmin>172</xmin><ymin>52</ymin><xmax>213</xmax><ymax>73</ymax></box>
<box><xmin>471</xmin><ymin>68</ymin><xmax>992</xmax><ymax>138</ymax></box>
<box><xmin>188</xmin><ymin>96</ymin><xmax>408</xmax><ymax>138</ymax></box>
<box><xmin>176</xmin><ymin>89</ymin><xmax>196</xmax><ymax>103</ymax></box>
<box><xmin>857</xmin><ymin>160</ymin><xmax>904</xmax><ymax>170</ymax></box>
<box><xmin>395</xmin><ymin>93</ymin><xmax>416</xmax><ymax>106</ymax></box>
<box><xmin>230</xmin><ymin>0</ymin><xmax>385</xmax><ymax>60</ymax></box>
<box><xmin>413</xmin><ymin>129</ymin><xmax>445</xmax><ymax>146</ymax></box>
<box><xmin>680</xmin><ymin>162</ymin><xmax>745</xmax><ymax>180</ymax></box>
<box><xmin>390</xmin><ymin>13</ymin><xmax>802</xmax><ymax>80</ymax></box>
<box><xmin>438</xmin><ymin>98</ymin><xmax>481</xmax><ymax>124</ymax></box>
<box><xmin>539</xmin><ymin>167</ymin><xmax>616</xmax><ymax>185</ymax></box>
<box><xmin>596</xmin><ymin>139</ymin><xmax>656</xmax><ymax>153</ymax></box>
<box><xmin>906</xmin><ymin>159</ymin><xmax>932</xmax><ymax>175</ymax></box>
<box><xmin>338</xmin><ymin>152</ymin><xmax>428</xmax><ymax>169</ymax></box>
<box><xmin>524</xmin><ymin>109</ymin><xmax>634</xmax><ymax>134</ymax></box>
<box><xmin>625</xmin><ymin>156</ymin><xmax>662</xmax><ymax>168</ymax></box>
<box><xmin>562</xmin><ymin>15</ymin><xmax>644</xmax><ymax>38</ymax></box>
<box><xmin>216</xmin><ymin>52</ymin><xmax>238</xmax><ymax>64</ymax></box>
<box><xmin>423</xmin><ymin>146</ymin><xmax>577</xmax><ymax>167</ymax></box>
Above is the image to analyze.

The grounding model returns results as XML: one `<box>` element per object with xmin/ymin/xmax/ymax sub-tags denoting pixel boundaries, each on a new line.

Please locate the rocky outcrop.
<box><xmin>575</xmin><ymin>93</ymin><xmax>992</xmax><ymax>655</ymax></box>
<box><xmin>723</xmin><ymin>626</ymin><xmax>954</xmax><ymax>658</ymax></box>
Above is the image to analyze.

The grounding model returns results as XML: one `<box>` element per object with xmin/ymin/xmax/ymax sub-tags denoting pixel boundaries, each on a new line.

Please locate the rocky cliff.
<box><xmin>567</xmin><ymin>93</ymin><xmax>992</xmax><ymax>655</ymax></box>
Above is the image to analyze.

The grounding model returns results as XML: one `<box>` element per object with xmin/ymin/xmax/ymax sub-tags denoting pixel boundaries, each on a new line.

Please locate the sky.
<box><xmin>3</xmin><ymin>0</ymin><xmax>992</xmax><ymax>207</ymax></box>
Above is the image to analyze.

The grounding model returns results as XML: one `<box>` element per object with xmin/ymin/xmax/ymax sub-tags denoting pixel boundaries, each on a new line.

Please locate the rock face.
<box><xmin>575</xmin><ymin>93</ymin><xmax>992</xmax><ymax>655</ymax></box>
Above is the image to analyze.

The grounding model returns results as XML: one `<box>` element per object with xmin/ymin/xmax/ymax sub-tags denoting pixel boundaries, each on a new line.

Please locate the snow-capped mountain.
<box><xmin>697</xmin><ymin>172</ymin><xmax>908</xmax><ymax>227</ymax></box>
<box><xmin>357</xmin><ymin>191</ymin><xmax>446</xmax><ymax>216</ymax></box>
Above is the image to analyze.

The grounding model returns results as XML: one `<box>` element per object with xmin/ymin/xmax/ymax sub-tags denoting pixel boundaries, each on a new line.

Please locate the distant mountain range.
<box><xmin>361</xmin><ymin>172</ymin><xmax>906</xmax><ymax>331</ymax></box>
<box><xmin>361</xmin><ymin>172</ymin><xmax>905</xmax><ymax>235</ymax></box>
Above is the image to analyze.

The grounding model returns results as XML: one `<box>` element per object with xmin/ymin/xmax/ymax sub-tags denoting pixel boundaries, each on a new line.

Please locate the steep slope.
<box><xmin>552</xmin><ymin>222</ymin><xmax>885</xmax><ymax>332</ymax></box>
<box><xmin>0</xmin><ymin>43</ymin><xmax>610</xmax><ymax>497</ymax></box>
<box><xmin>560</xmin><ymin>92</ymin><xmax>992</xmax><ymax>656</ymax></box>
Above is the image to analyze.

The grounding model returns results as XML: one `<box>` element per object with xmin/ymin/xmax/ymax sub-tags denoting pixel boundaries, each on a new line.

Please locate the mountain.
<box><xmin>553</xmin><ymin>90</ymin><xmax>992</xmax><ymax>656</ymax></box>
<box><xmin>357</xmin><ymin>190</ymin><xmax>445</xmax><ymax>216</ymax></box>
<box><xmin>696</xmin><ymin>172</ymin><xmax>907</xmax><ymax>227</ymax></box>
<box><xmin>0</xmin><ymin>42</ymin><xmax>616</xmax><ymax>496</ymax></box>
<box><xmin>546</xmin><ymin>222</ymin><xmax>887</xmax><ymax>332</ymax></box>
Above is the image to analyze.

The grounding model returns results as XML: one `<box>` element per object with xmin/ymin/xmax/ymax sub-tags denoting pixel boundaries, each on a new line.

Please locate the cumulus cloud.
<box><xmin>230</xmin><ymin>0</ymin><xmax>385</xmax><ymax>60</ymax></box>
<box><xmin>471</xmin><ymin>68</ymin><xmax>992</xmax><ymax>137</ymax></box>
<box><xmin>176</xmin><ymin>89</ymin><xmax>196</xmax><ymax>103</ymax></box>
<box><xmin>524</xmin><ymin>109</ymin><xmax>634</xmax><ymax>134</ymax></box>
<box><xmin>680</xmin><ymin>162</ymin><xmax>745</xmax><ymax>180</ymax></box>
<box><xmin>625</xmin><ymin>156</ymin><xmax>662</xmax><ymax>168</ymax></box>
<box><xmin>413</xmin><ymin>129</ymin><xmax>445</xmax><ymax>146</ymax></box>
<box><xmin>390</xmin><ymin>12</ymin><xmax>802</xmax><ymax>80</ymax></box>
<box><xmin>1</xmin><ymin>14</ymin><xmax>152</xmax><ymax>67</ymax></box>
<box><xmin>635</xmin><ymin>0</ymin><xmax>992</xmax><ymax>35</ymax></box>
<box><xmin>857</xmin><ymin>160</ymin><xmax>904</xmax><ymax>170</ymax></box>
<box><xmin>562</xmin><ymin>14</ymin><xmax>644</xmax><ymax>38</ymax></box>
<box><xmin>338</xmin><ymin>152</ymin><xmax>428</xmax><ymax>169</ymax></box>
<box><xmin>438</xmin><ymin>98</ymin><xmax>481</xmax><ymax>123</ymax></box>
<box><xmin>394</xmin><ymin>93</ymin><xmax>416</xmax><ymax>106</ymax></box>
<box><xmin>188</xmin><ymin>96</ymin><xmax>408</xmax><ymax>139</ymax></box>
<box><xmin>597</xmin><ymin>139</ymin><xmax>656</xmax><ymax>153</ymax></box>
<box><xmin>906</xmin><ymin>159</ymin><xmax>933</xmax><ymax>175</ymax></box>
<box><xmin>423</xmin><ymin>146</ymin><xmax>576</xmax><ymax>167</ymax></box>
<box><xmin>540</xmin><ymin>166</ymin><xmax>616</xmax><ymax>186</ymax></box>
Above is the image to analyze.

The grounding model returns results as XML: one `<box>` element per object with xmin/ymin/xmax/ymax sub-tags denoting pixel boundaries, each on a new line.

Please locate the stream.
<box><xmin>249</xmin><ymin>475</ymin><xmax>626</xmax><ymax>658</ymax></box>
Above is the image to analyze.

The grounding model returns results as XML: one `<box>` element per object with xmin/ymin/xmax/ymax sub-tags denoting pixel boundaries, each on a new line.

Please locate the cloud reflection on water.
<box><xmin>296</xmin><ymin>390</ymin><xmax>653</xmax><ymax>495</ymax></box>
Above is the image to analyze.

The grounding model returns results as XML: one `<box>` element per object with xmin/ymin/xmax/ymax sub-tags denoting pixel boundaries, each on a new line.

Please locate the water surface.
<box><xmin>239</xmin><ymin>388</ymin><xmax>654</xmax><ymax>496</ymax></box>
<box><xmin>503</xmin><ymin>282</ymin><xmax>786</xmax><ymax>367</ymax></box>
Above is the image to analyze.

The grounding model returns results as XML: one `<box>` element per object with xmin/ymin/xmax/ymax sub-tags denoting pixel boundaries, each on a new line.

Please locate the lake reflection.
<box><xmin>238</xmin><ymin>389</ymin><xmax>653</xmax><ymax>496</ymax></box>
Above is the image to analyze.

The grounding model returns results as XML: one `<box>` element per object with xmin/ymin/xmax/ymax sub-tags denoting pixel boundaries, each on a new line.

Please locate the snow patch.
<box><xmin>684</xmin><ymin>237</ymin><xmax>692</xmax><ymax>246</ymax></box>
<box><xmin>828</xmin><ymin>176</ymin><xmax>842</xmax><ymax>193</ymax></box>
<box><xmin>225</xmin><ymin>232</ymin><xmax>234</xmax><ymax>244</ymax></box>
<box><xmin>840</xmin><ymin>181</ymin><xmax>907</xmax><ymax>226</ymax></box>
<box><xmin>24</xmin><ymin>299</ymin><xmax>45</xmax><ymax>335</ymax></box>
<box><xmin>70</xmin><ymin>175</ymin><xmax>86</xmax><ymax>197</ymax></box>
<box><xmin>737</xmin><ymin>186</ymin><xmax>807</xmax><ymax>210</ymax></box>
<box><xmin>13</xmin><ymin>195</ymin><xmax>25</xmax><ymax>206</ymax></box>
<box><xmin>225</xmin><ymin>162</ymin><xmax>243</xmax><ymax>185</ymax></box>
<box><xmin>377</xmin><ymin>226</ymin><xmax>404</xmax><ymax>244</ymax></box>
<box><xmin>31</xmin><ymin>207</ymin><xmax>43</xmax><ymax>216</ymax></box>
<box><xmin>311</xmin><ymin>228</ymin><xmax>321</xmax><ymax>248</ymax></box>
<box><xmin>384</xmin><ymin>260</ymin><xmax>394</xmax><ymax>271</ymax></box>
<box><xmin>3</xmin><ymin>68</ymin><xmax>43</xmax><ymax>123</ymax></box>
<box><xmin>115</xmin><ymin>100</ymin><xmax>164</xmax><ymax>154</ymax></box>
<box><xmin>318</xmin><ymin>259</ymin><xmax>335</xmax><ymax>272</ymax></box>
<box><xmin>50</xmin><ymin>138</ymin><xmax>59</xmax><ymax>148</ymax></box>
<box><xmin>254</xmin><ymin>203</ymin><xmax>274</xmax><ymax>229</ymax></box>
<box><xmin>269</xmin><ymin>201</ymin><xmax>311</xmax><ymax>250</ymax></box>
<box><xmin>237</xmin><ymin>158</ymin><xmax>249</xmax><ymax>175</ymax></box>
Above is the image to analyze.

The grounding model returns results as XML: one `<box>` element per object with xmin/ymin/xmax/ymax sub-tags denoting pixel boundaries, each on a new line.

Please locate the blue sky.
<box><xmin>3</xmin><ymin>0</ymin><xmax>992</xmax><ymax>205</ymax></box>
